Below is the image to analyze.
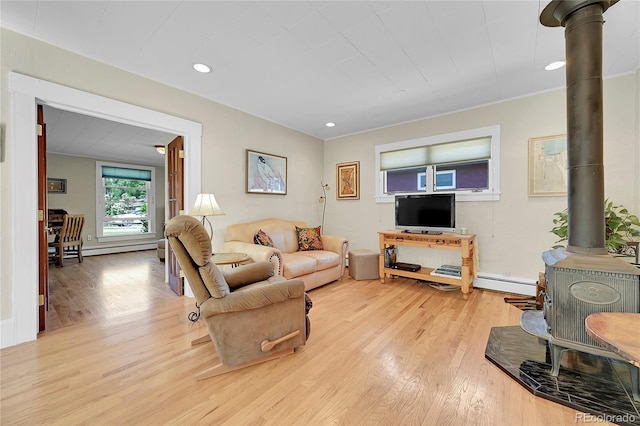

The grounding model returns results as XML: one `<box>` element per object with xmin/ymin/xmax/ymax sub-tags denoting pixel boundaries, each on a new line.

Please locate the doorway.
<box><xmin>5</xmin><ymin>71</ymin><xmax>202</xmax><ymax>347</ymax></box>
<box><xmin>39</xmin><ymin>104</ymin><xmax>178</xmax><ymax>331</ymax></box>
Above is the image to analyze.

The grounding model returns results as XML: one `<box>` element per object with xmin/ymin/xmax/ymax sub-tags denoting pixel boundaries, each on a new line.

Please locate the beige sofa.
<box><xmin>221</xmin><ymin>218</ymin><xmax>348</xmax><ymax>291</ymax></box>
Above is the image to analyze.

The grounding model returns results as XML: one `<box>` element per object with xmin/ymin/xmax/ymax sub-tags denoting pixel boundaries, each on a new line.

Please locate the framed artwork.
<box><xmin>47</xmin><ymin>178</ymin><xmax>67</xmax><ymax>194</ymax></box>
<box><xmin>246</xmin><ymin>149</ymin><xmax>287</xmax><ymax>195</ymax></box>
<box><xmin>336</xmin><ymin>161</ymin><xmax>360</xmax><ymax>200</ymax></box>
<box><xmin>528</xmin><ymin>134</ymin><xmax>567</xmax><ymax>197</ymax></box>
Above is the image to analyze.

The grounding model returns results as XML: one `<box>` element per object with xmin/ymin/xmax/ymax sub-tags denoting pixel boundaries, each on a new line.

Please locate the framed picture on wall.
<box><xmin>528</xmin><ymin>134</ymin><xmax>567</xmax><ymax>197</ymax></box>
<box><xmin>47</xmin><ymin>178</ymin><xmax>67</xmax><ymax>194</ymax></box>
<box><xmin>336</xmin><ymin>161</ymin><xmax>359</xmax><ymax>200</ymax></box>
<box><xmin>246</xmin><ymin>150</ymin><xmax>287</xmax><ymax>195</ymax></box>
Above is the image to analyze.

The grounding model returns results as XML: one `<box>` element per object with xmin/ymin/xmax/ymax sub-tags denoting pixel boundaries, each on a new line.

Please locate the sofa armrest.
<box><xmin>321</xmin><ymin>235</ymin><xmax>349</xmax><ymax>277</ymax></box>
<box><xmin>221</xmin><ymin>241</ymin><xmax>283</xmax><ymax>276</ymax></box>
<box><xmin>200</xmin><ymin>278</ymin><xmax>305</xmax><ymax>317</ymax></box>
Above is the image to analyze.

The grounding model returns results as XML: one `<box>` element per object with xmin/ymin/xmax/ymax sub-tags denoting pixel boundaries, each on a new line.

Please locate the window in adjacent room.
<box><xmin>375</xmin><ymin>125</ymin><xmax>501</xmax><ymax>202</ymax></box>
<box><xmin>96</xmin><ymin>162</ymin><xmax>156</xmax><ymax>241</ymax></box>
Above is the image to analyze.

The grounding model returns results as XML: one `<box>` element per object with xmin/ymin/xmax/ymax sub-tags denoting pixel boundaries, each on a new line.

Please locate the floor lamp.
<box><xmin>188</xmin><ymin>193</ymin><xmax>225</xmax><ymax>244</ymax></box>
<box><xmin>319</xmin><ymin>181</ymin><xmax>330</xmax><ymax>231</ymax></box>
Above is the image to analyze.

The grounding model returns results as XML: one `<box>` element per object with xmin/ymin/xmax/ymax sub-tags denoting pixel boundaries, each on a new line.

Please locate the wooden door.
<box><xmin>167</xmin><ymin>136</ymin><xmax>184</xmax><ymax>295</ymax></box>
<box><xmin>37</xmin><ymin>105</ymin><xmax>49</xmax><ymax>331</ymax></box>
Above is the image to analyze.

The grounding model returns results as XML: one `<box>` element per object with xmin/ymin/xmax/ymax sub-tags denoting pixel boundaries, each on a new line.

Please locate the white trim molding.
<box><xmin>3</xmin><ymin>72</ymin><xmax>202</xmax><ymax>349</ymax></box>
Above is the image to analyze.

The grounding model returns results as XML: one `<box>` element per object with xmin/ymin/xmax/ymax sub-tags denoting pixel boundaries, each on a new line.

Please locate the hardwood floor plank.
<box><xmin>46</xmin><ymin>250</ymin><xmax>175</xmax><ymax>331</ymax></box>
<box><xmin>2</xmin><ymin>267</ymin><xmax>598</xmax><ymax>425</ymax></box>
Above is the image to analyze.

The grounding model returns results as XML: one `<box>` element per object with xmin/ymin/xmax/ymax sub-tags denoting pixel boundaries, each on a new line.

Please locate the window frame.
<box><xmin>435</xmin><ymin>170</ymin><xmax>457</xmax><ymax>190</ymax></box>
<box><xmin>375</xmin><ymin>125</ymin><xmax>501</xmax><ymax>203</ymax></box>
<box><xmin>417</xmin><ymin>172</ymin><xmax>427</xmax><ymax>191</ymax></box>
<box><xmin>96</xmin><ymin>161</ymin><xmax>157</xmax><ymax>242</ymax></box>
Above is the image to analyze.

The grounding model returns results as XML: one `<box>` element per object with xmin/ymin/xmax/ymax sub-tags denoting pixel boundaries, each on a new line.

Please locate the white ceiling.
<box><xmin>2</xmin><ymin>1</ymin><xmax>639</xmax><ymax>163</ymax></box>
<box><xmin>41</xmin><ymin>105</ymin><xmax>171</xmax><ymax>166</ymax></box>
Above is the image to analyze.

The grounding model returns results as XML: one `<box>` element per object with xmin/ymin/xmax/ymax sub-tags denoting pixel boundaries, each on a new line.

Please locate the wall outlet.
<box><xmin>87</xmin><ymin>235</ymin><xmax>92</xmax><ymax>241</ymax></box>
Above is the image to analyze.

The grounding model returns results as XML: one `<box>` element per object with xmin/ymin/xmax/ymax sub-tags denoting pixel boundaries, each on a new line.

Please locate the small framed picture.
<box><xmin>336</xmin><ymin>161</ymin><xmax>359</xmax><ymax>200</ymax></box>
<box><xmin>246</xmin><ymin>150</ymin><xmax>287</xmax><ymax>195</ymax></box>
<box><xmin>47</xmin><ymin>178</ymin><xmax>67</xmax><ymax>194</ymax></box>
<box><xmin>528</xmin><ymin>134</ymin><xmax>567</xmax><ymax>197</ymax></box>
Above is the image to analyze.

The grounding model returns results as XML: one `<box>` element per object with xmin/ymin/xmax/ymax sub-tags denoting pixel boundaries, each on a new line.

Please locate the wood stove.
<box><xmin>520</xmin><ymin>0</ymin><xmax>640</xmax><ymax>402</ymax></box>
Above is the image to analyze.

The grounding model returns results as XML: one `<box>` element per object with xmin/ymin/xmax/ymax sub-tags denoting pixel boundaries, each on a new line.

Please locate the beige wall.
<box><xmin>324</xmin><ymin>72</ymin><xmax>640</xmax><ymax>282</ymax></box>
<box><xmin>46</xmin><ymin>153</ymin><xmax>165</xmax><ymax>247</ymax></box>
<box><xmin>1</xmin><ymin>28</ymin><xmax>324</xmax><ymax>321</ymax></box>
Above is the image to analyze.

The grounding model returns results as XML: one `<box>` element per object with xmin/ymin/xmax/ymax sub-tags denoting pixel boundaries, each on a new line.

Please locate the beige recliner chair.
<box><xmin>165</xmin><ymin>215</ymin><xmax>308</xmax><ymax>380</ymax></box>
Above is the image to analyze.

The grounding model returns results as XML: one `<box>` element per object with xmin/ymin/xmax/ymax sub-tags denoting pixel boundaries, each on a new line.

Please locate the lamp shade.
<box><xmin>189</xmin><ymin>193</ymin><xmax>225</xmax><ymax>216</ymax></box>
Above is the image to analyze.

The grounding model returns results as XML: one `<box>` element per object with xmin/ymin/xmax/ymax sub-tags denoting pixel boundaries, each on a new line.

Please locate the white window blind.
<box><xmin>380</xmin><ymin>137</ymin><xmax>491</xmax><ymax>170</ymax></box>
<box><xmin>428</xmin><ymin>137</ymin><xmax>491</xmax><ymax>164</ymax></box>
<box><xmin>380</xmin><ymin>147</ymin><xmax>428</xmax><ymax>170</ymax></box>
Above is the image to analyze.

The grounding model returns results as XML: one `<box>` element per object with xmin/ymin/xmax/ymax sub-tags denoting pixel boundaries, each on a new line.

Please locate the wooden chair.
<box><xmin>49</xmin><ymin>214</ymin><xmax>85</xmax><ymax>266</ymax></box>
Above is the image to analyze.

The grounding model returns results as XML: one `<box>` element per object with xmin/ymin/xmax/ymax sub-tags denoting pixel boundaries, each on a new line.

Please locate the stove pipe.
<box><xmin>540</xmin><ymin>0</ymin><xmax>617</xmax><ymax>255</ymax></box>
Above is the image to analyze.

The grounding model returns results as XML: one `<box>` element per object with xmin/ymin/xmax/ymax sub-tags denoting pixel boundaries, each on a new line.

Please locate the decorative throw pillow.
<box><xmin>254</xmin><ymin>229</ymin><xmax>274</xmax><ymax>247</ymax></box>
<box><xmin>296</xmin><ymin>226</ymin><xmax>323</xmax><ymax>251</ymax></box>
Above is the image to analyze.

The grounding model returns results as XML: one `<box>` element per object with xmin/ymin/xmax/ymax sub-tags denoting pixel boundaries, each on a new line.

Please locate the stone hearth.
<box><xmin>485</xmin><ymin>326</ymin><xmax>640</xmax><ymax>426</ymax></box>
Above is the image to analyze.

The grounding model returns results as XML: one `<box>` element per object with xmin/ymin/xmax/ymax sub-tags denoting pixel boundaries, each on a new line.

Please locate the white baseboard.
<box><xmin>474</xmin><ymin>273</ymin><xmax>537</xmax><ymax>296</ymax></box>
<box><xmin>1</xmin><ymin>318</ymin><xmax>15</xmax><ymax>349</ymax></box>
<box><xmin>82</xmin><ymin>242</ymin><xmax>157</xmax><ymax>257</ymax></box>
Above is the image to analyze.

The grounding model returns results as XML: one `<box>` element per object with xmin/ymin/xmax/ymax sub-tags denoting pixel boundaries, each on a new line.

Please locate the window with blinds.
<box><xmin>96</xmin><ymin>162</ymin><xmax>156</xmax><ymax>240</ymax></box>
<box><xmin>375</xmin><ymin>125</ymin><xmax>501</xmax><ymax>202</ymax></box>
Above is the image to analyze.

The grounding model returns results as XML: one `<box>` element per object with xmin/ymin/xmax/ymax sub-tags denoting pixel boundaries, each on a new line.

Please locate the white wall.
<box><xmin>324</xmin><ymin>72</ymin><xmax>640</xmax><ymax>285</ymax></box>
<box><xmin>0</xmin><ymin>29</ymin><xmax>324</xmax><ymax>329</ymax></box>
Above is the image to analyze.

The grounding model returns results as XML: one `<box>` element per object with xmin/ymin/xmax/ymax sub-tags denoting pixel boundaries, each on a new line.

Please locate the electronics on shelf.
<box><xmin>391</xmin><ymin>262</ymin><xmax>421</xmax><ymax>272</ymax></box>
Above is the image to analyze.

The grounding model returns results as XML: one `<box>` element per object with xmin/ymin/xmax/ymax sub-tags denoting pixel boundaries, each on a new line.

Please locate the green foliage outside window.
<box><xmin>102</xmin><ymin>178</ymin><xmax>150</xmax><ymax>235</ymax></box>
<box><xmin>104</xmin><ymin>178</ymin><xmax>148</xmax><ymax>218</ymax></box>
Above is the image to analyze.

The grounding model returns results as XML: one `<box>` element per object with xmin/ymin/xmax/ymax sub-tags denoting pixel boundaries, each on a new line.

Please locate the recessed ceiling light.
<box><xmin>545</xmin><ymin>61</ymin><xmax>566</xmax><ymax>71</ymax></box>
<box><xmin>193</xmin><ymin>63</ymin><xmax>211</xmax><ymax>73</ymax></box>
<box><xmin>325</xmin><ymin>122</ymin><xmax>336</xmax><ymax>127</ymax></box>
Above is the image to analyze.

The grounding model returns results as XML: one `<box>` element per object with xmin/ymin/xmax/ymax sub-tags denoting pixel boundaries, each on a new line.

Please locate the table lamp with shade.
<box><xmin>188</xmin><ymin>193</ymin><xmax>225</xmax><ymax>243</ymax></box>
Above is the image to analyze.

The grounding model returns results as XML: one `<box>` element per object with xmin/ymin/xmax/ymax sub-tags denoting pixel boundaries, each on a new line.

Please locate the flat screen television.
<box><xmin>395</xmin><ymin>193</ymin><xmax>456</xmax><ymax>234</ymax></box>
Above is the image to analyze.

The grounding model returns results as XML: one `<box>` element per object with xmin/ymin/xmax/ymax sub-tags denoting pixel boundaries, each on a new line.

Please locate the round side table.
<box><xmin>211</xmin><ymin>252</ymin><xmax>249</xmax><ymax>267</ymax></box>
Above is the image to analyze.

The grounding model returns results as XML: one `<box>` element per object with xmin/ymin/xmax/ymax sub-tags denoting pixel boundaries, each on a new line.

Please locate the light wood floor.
<box><xmin>2</xmin><ymin>269</ymin><xmax>589</xmax><ymax>425</ymax></box>
<box><xmin>47</xmin><ymin>250</ymin><xmax>177</xmax><ymax>331</ymax></box>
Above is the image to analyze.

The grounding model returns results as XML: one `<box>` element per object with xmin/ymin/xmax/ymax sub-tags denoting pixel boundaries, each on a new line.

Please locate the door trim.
<box><xmin>167</xmin><ymin>136</ymin><xmax>184</xmax><ymax>296</ymax></box>
<box><xmin>37</xmin><ymin>105</ymin><xmax>48</xmax><ymax>331</ymax></box>
<box><xmin>3</xmin><ymin>72</ymin><xmax>202</xmax><ymax>348</ymax></box>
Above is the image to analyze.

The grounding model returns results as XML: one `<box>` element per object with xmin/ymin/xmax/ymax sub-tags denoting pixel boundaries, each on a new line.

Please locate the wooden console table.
<box><xmin>378</xmin><ymin>230</ymin><xmax>477</xmax><ymax>295</ymax></box>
